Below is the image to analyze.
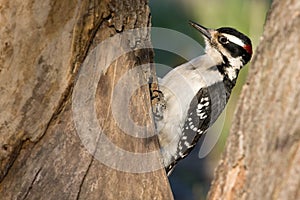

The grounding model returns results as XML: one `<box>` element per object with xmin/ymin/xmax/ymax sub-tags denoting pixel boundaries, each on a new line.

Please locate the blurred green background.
<box><xmin>149</xmin><ymin>0</ymin><xmax>271</xmax><ymax>199</ymax></box>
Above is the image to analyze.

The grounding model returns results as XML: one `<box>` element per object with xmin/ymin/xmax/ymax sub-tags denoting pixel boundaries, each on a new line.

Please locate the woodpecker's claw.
<box><xmin>151</xmin><ymin>89</ymin><xmax>166</xmax><ymax>121</ymax></box>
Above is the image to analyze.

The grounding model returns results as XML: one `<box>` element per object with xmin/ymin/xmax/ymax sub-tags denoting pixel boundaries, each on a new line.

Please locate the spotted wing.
<box><xmin>166</xmin><ymin>82</ymin><xmax>228</xmax><ymax>175</ymax></box>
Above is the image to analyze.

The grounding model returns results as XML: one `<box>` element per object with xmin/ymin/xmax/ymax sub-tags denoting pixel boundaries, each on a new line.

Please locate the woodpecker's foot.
<box><xmin>151</xmin><ymin>89</ymin><xmax>166</xmax><ymax>121</ymax></box>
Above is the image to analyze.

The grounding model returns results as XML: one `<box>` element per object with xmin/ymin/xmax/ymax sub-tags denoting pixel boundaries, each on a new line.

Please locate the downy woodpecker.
<box><xmin>155</xmin><ymin>21</ymin><xmax>252</xmax><ymax>175</ymax></box>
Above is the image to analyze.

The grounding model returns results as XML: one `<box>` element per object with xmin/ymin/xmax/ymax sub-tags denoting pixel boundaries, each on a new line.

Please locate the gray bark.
<box><xmin>0</xmin><ymin>0</ymin><xmax>173</xmax><ymax>199</ymax></box>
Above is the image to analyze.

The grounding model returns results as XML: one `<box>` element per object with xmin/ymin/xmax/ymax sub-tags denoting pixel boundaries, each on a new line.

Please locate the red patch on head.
<box><xmin>243</xmin><ymin>44</ymin><xmax>252</xmax><ymax>55</ymax></box>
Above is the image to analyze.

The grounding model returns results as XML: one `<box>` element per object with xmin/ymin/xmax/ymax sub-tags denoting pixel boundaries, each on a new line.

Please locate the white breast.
<box><xmin>157</xmin><ymin>55</ymin><xmax>223</xmax><ymax>165</ymax></box>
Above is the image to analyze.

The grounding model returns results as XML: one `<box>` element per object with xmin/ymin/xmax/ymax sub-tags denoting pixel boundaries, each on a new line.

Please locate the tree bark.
<box><xmin>208</xmin><ymin>0</ymin><xmax>300</xmax><ymax>199</ymax></box>
<box><xmin>0</xmin><ymin>0</ymin><xmax>173</xmax><ymax>199</ymax></box>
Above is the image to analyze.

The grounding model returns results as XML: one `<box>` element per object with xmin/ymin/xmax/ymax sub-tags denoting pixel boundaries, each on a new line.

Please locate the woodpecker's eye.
<box><xmin>218</xmin><ymin>36</ymin><xmax>228</xmax><ymax>44</ymax></box>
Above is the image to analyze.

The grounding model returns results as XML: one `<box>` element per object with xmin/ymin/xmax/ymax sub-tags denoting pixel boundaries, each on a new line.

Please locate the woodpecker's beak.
<box><xmin>189</xmin><ymin>20</ymin><xmax>212</xmax><ymax>40</ymax></box>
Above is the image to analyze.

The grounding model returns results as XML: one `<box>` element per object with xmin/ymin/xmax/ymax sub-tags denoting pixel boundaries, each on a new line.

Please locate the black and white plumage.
<box><xmin>155</xmin><ymin>21</ymin><xmax>252</xmax><ymax>175</ymax></box>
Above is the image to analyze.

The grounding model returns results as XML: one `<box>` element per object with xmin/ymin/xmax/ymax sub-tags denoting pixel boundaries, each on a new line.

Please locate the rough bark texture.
<box><xmin>0</xmin><ymin>0</ymin><xmax>173</xmax><ymax>199</ymax></box>
<box><xmin>208</xmin><ymin>0</ymin><xmax>300</xmax><ymax>199</ymax></box>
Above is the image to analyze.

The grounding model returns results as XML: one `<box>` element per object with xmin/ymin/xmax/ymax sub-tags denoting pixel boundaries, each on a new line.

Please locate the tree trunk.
<box><xmin>208</xmin><ymin>0</ymin><xmax>300</xmax><ymax>199</ymax></box>
<box><xmin>0</xmin><ymin>0</ymin><xmax>173</xmax><ymax>199</ymax></box>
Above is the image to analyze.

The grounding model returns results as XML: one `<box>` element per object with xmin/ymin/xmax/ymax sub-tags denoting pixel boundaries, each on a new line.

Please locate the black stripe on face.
<box><xmin>217</xmin><ymin>27</ymin><xmax>251</xmax><ymax>46</ymax></box>
<box><xmin>216</xmin><ymin>27</ymin><xmax>252</xmax><ymax>64</ymax></box>
<box><xmin>222</xmin><ymin>42</ymin><xmax>252</xmax><ymax>64</ymax></box>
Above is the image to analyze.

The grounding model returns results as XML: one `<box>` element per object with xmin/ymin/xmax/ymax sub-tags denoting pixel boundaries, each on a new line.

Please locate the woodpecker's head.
<box><xmin>189</xmin><ymin>20</ymin><xmax>252</xmax><ymax>70</ymax></box>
